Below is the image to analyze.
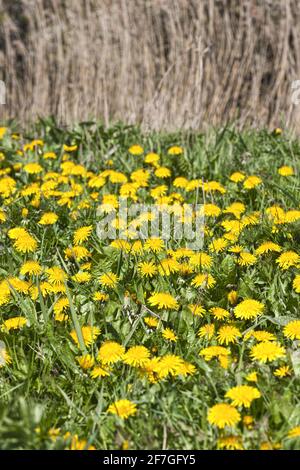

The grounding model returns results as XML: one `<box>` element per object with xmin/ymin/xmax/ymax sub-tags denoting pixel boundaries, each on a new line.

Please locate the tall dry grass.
<box><xmin>1</xmin><ymin>0</ymin><xmax>300</xmax><ymax>131</ymax></box>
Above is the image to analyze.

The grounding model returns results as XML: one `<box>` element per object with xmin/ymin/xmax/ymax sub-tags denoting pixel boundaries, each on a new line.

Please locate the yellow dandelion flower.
<box><xmin>229</xmin><ymin>245</ymin><xmax>243</xmax><ymax>254</ymax></box>
<box><xmin>189</xmin><ymin>252</ymin><xmax>212</xmax><ymax>270</ymax></box>
<box><xmin>88</xmin><ymin>175</ymin><xmax>106</xmax><ymax>189</ymax></box>
<box><xmin>128</xmin><ymin>145</ymin><xmax>143</xmax><ymax>156</ymax></box>
<box><xmin>109</xmin><ymin>171</ymin><xmax>127</xmax><ymax>184</ymax></box>
<box><xmin>157</xmin><ymin>258</ymin><xmax>180</xmax><ymax>276</ymax></box>
<box><xmin>148</xmin><ymin>292</ymin><xmax>178</xmax><ymax>310</ymax></box>
<box><xmin>0</xmin><ymin>343</ymin><xmax>12</xmax><ymax>367</ymax></box>
<box><xmin>243</xmin><ymin>415</ymin><xmax>254</xmax><ymax>428</ymax></box>
<box><xmin>230</xmin><ymin>172</ymin><xmax>245</xmax><ymax>183</ymax></box>
<box><xmin>49</xmin><ymin>283</ymin><xmax>66</xmax><ymax>294</ymax></box>
<box><xmin>153</xmin><ymin>354</ymin><xmax>185</xmax><ymax>379</ymax></box>
<box><xmin>274</xmin><ymin>365</ymin><xmax>291</xmax><ymax>378</ymax></box>
<box><xmin>6</xmin><ymin>277</ymin><xmax>30</xmax><ymax>294</ymax></box>
<box><xmin>123</xmin><ymin>345</ymin><xmax>150</xmax><ymax>367</ymax></box>
<box><xmin>250</xmin><ymin>341</ymin><xmax>285</xmax><ymax>363</ymax></box>
<box><xmin>20</xmin><ymin>260</ymin><xmax>42</xmax><ymax>276</ymax></box>
<box><xmin>21</xmin><ymin>207</ymin><xmax>29</xmax><ymax>219</ymax></box>
<box><xmin>276</xmin><ymin>251</ymin><xmax>300</xmax><ymax>270</ymax></box>
<box><xmin>202</xmin><ymin>203</ymin><xmax>222</xmax><ymax>217</ymax></box>
<box><xmin>110</xmin><ymin>239</ymin><xmax>131</xmax><ymax>252</ymax></box>
<box><xmin>260</xmin><ymin>441</ymin><xmax>274</xmax><ymax>450</ymax></box>
<box><xmin>0</xmin><ymin>127</ymin><xmax>7</xmax><ymax>139</ymax></box>
<box><xmin>90</xmin><ymin>365</ymin><xmax>110</xmax><ymax>378</ymax></box>
<box><xmin>43</xmin><ymin>152</ymin><xmax>57</xmax><ymax>160</ymax></box>
<box><xmin>53</xmin><ymin>297</ymin><xmax>69</xmax><ymax>321</ymax></box>
<box><xmin>177</xmin><ymin>361</ymin><xmax>196</xmax><ymax>376</ymax></box>
<box><xmin>191</xmin><ymin>273</ymin><xmax>216</xmax><ymax>289</ymax></box>
<box><xmin>73</xmin><ymin>226</ymin><xmax>93</xmax><ymax>245</ymax></box>
<box><xmin>0</xmin><ymin>209</ymin><xmax>6</xmax><ymax>223</ymax></box>
<box><xmin>66</xmin><ymin>434</ymin><xmax>95</xmax><ymax>450</ymax></box>
<box><xmin>245</xmin><ymin>330</ymin><xmax>276</xmax><ymax>342</ymax></box>
<box><xmin>38</xmin><ymin>212</ymin><xmax>58</xmax><ymax>225</ymax></box>
<box><xmin>70</xmin><ymin>326</ymin><xmax>100</xmax><ymax>347</ymax></box>
<box><xmin>238</xmin><ymin>252</ymin><xmax>257</xmax><ymax>266</ymax></box>
<box><xmin>99</xmin><ymin>272</ymin><xmax>118</xmax><ymax>289</ymax></box>
<box><xmin>76</xmin><ymin>354</ymin><xmax>95</xmax><ymax>370</ymax></box>
<box><xmin>218</xmin><ymin>436</ymin><xmax>243</xmax><ymax>450</ymax></box>
<box><xmin>162</xmin><ymin>328</ymin><xmax>178</xmax><ymax>342</ymax></box>
<box><xmin>138</xmin><ymin>261</ymin><xmax>157</xmax><ymax>278</ymax></box>
<box><xmin>224</xmin><ymin>202</ymin><xmax>245</xmax><ymax>218</ymax></box>
<box><xmin>225</xmin><ymin>385</ymin><xmax>261</xmax><ymax>408</ymax></box>
<box><xmin>145</xmin><ymin>152</ymin><xmax>160</xmax><ymax>165</ymax></box>
<box><xmin>234</xmin><ymin>299</ymin><xmax>264</xmax><ymax>320</ymax></box>
<box><xmin>293</xmin><ymin>275</ymin><xmax>300</xmax><ymax>293</ymax></box>
<box><xmin>283</xmin><ymin>320</ymin><xmax>300</xmax><ymax>340</ymax></box>
<box><xmin>243</xmin><ymin>175</ymin><xmax>262</xmax><ymax>189</ymax></box>
<box><xmin>188</xmin><ymin>304</ymin><xmax>206</xmax><ymax>317</ymax></box>
<box><xmin>80</xmin><ymin>262</ymin><xmax>92</xmax><ymax>271</ymax></box>
<box><xmin>130</xmin><ymin>169</ymin><xmax>150</xmax><ymax>188</ymax></box>
<box><xmin>208</xmin><ymin>403</ymin><xmax>241</xmax><ymax>429</ymax></box>
<box><xmin>203</xmin><ymin>181</ymin><xmax>226</xmax><ymax>194</ymax></box>
<box><xmin>65</xmin><ymin>245</ymin><xmax>91</xmax><ymax>262</ymax></box>
<box><xmin>150</xmin><ymin>185</ymin><xmax>168</xmax><ymax>199</ymax></box>
<box><xmin>168</xmin><ymin>146</ymin><xmax>183</xmax><ymax>155</ymax></box>
<box><xmin>198</xmin><ymin>324</ymin><xmax>215</xmax><ymax>340</ymax></box>
<box><xmin>255</xmin><ymin>241</ymin><xmax>282</xmax><ymax>255</ymax></box>
<box><xmin>24</xmin><ymin>163</ymin><xmax>43</xmax><ymax>174</ymax></box>
<box><xmin>173</xmin><ymin>177</ymin><xmax>188</xmax><ymax>188</ymax></box>
<box><xmin>13</xmin><ymin>231</ymin><xmax>37</xmax><ymax>253</ymax></box>
<box><xmin>246</xmin><ymin>371</ymin><xmax>258</xmax><ymax>382</ymax></box>
<box><xmin>144</xmin><ymin>316</ymin><xmax>159</xmax><ymax>328</ymax></box>
<box><xmin>2</xmin><ymin>316</ymin><xmax>27</xmax><ymax>332</ymax></box>
<box><xmin>93</xmin><ymin>292</ymin><xmax>109</xmax><ymax>302</ymax></box>
<box><xmin>266</xmin><ymin>205</ymin><xmax>285</xmax><ymax>224</ymax></box>
<box><xmin>63</xmin><ymin>144</ymin><xmax>78</xmax><ymax>152</ymax></box>
<box><xmin>155</xmin><ymin>166</ymin><xmax>171</xmax><ymax>178</ymax></box>
<box><xmin>217</xmin><ymin>325</ymin><xmax>241</xmax><ymax>345</ymax></box>
<box><xmin>287</xmin><ymin>426</ymin><xmax>300</xmax><ymax>439</ymax></box>
<box><xmin>278</xmin><ymin>166</ymin><xmax>294</xmax><ymax>176</ymax></box>
<box><xmin>144</xmin><ymin>238</ymin><xmax>164</xmax><ymax>253</ymax></box>
<box><xmin>199</xmin><ymin>346</ymin><xmax>230</xmax><ymax>361</ymax></box>
<box><xmin>98</xmin><ymin>341</ymin><xmax>125</xmax><ymax>365</ymax></box>
<box><xmin>46</xmin><ymin>266</ymin><xmax>67</xmax><ymax>285</ymax></box>
<box><xmin>107</xmin><ymin>399</ymin><xmax>137</xmax><ymax>419</ymax></box>
<box><xmin>209</xmin><ymin>238</ymin><xmax>228</xmax><ymax>253</ymax></box>
<box><xmin>228</xmin><ymin>290</ymin><xmax>238</xmax><ymax>305</ymax></box>
<box><xmin>210</xmin><ymin>307</ymin><xmax>230</xmax><ymax>320</ymax></box>
<box><xmin>285</xmin><ymin>210</ymin><xmax>300</xmax><ymax>223</ymax></box>
<box><xmin>0</xmin><ymin>176</ymin><xmax>16</xmax><ymax>197</ymax></box>
<box><xmin>71</xmin><ymin>271</ymin><xmax>91</xmax><ymax>283</ymax></box>
<box><xmin>218</xmin><ymin>435</ymin><xmax>243</xmax><ymax>450</ymax></box>
<box><xmin>54</xmin><ymin>311</ymin><xmax>69</xmax><ymax>322</ymax></box>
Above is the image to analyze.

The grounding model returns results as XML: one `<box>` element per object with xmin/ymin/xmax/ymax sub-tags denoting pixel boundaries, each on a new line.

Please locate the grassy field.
<box><xmin>0</xmin><ymin>121</ymin><xmax>300</xmax><ymax>450</ymax></box>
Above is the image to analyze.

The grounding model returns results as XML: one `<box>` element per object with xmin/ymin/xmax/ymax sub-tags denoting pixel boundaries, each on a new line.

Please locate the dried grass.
<box><xmin>1</xmin><ymin>0</ymin><xmax>300</xmax><ymax>131</ymax></box>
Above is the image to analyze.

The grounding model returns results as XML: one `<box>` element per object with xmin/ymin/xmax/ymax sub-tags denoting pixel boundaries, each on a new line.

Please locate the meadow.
<box><xmin>0</xmin><ymin>121</ymin><xmax>300</xmax><ymax>450</ymax></box>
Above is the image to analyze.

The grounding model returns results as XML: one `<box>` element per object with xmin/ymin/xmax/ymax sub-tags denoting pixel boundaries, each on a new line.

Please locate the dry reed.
<box><xmin>1</xmin><ymin>0</ymin><xmax>300</xmax><ymax>131</ymax></box>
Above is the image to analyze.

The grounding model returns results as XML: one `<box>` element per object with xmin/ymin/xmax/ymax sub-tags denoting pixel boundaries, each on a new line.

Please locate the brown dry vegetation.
<box><xmin>1</xmin><ymin>0</ymin><xmax>300</xmax><ymax>131</ymax></box>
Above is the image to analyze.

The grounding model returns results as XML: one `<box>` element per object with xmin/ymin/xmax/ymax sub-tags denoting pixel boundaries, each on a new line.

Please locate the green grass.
<box><xmin>0</xmin><ymin>122</ymin><xmax>300</xmax><ymax>449</ymax></box>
